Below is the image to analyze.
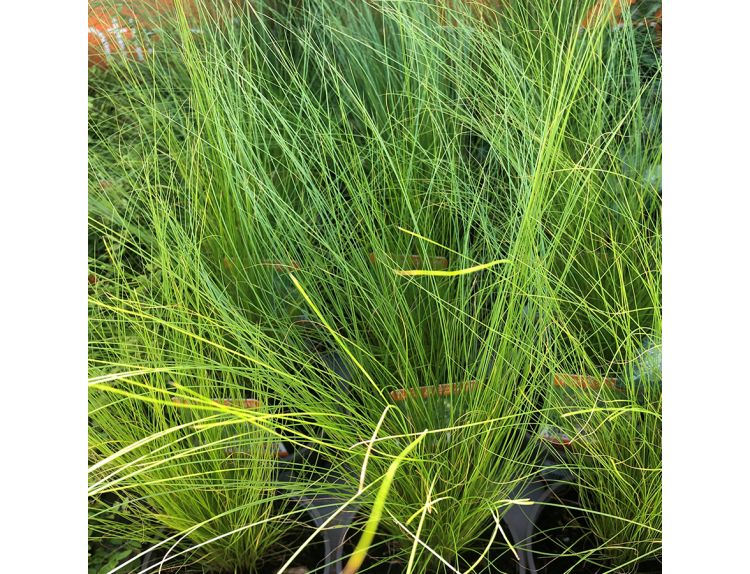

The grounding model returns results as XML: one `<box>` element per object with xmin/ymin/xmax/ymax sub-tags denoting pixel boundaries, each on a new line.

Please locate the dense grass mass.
<box><xmin>89</xmin><ymin>1</ymin><xmax>661</xmax><ymax>573</ymax></box>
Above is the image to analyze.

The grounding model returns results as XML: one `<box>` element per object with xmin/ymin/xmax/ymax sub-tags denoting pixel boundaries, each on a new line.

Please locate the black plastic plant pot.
<box><xmin>276</xmin><ymin>452</ymin><xmax>361</xmax><ymax>574</ymax></box>
<box><xmin>258</xmin><ymin>511</ymin><xmax>344</xmax><ymax>574</ymax></box>
<box><xmin>504</xmin><ymin>481</ymin><xmax>661</xmax><ymax>574</ymax></box>
<box><xmin>288</xmin><ymin>487</ymin><xmax>360</xmax><ymax>574</ymax></box>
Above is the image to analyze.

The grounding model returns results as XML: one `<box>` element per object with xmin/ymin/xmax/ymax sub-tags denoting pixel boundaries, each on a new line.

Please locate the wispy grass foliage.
<box><xmin>89</xmin><ymin>1</ymin><xmax>661</xmax><ymax>572</ymax></box>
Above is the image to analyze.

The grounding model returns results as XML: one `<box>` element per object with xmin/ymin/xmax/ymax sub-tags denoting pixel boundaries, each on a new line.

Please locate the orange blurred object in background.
<box><xmin>89</xmin><ymin>2</ymin><xmax>172</xmax><ymax>68</ymax></box>
<box><xmin>581</xmin><ymin>0</ymin><xmax>637</xmax><ymax>29</ymax></box>
<box><xmin>89</xmin><ymin>3</ymin><xmax>140</xmax><ymax>68</ymax></box>
<box><xmin>88</xmin><ymin>1</ymin><xmax>227</xmax><ymax>68</ymax></box>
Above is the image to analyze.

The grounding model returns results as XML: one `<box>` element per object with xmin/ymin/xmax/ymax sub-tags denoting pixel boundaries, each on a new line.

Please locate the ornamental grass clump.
<box><xmin>89</xmin><ymin>1</ymin><xmax>661</xmax><ymax>572</ymax></box>
<box><xmin>88</xmin><ymin>220</ymin><xmax>312</xmax><ymax>572</ymax></box>
<box><xmin>539</xmin><ymin>335</ymin><xmax>661</xmax><ymax>573</ymax></box>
